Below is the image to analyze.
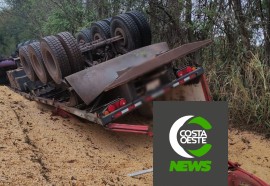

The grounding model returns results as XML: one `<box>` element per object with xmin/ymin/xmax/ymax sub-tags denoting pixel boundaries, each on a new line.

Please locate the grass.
<box><xmin>203</xmin><ymin>46</ymin><xmax>270</xmax><ymax>134</ymax></box>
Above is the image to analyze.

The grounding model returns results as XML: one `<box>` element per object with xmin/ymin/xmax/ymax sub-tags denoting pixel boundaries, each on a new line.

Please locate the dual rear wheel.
<box><xmin>19</xmin><ymin>46</ymin><xmax>38</xmax><ymax>82</ymax></box>
<box><xmin>77</xmin><ymin>11</ymin><xmax>152</xmax><ymax>54</ymax></box>
<box><xmin>28</xmin><ymin>42</ymin><xmax>50</xmax><ymax>84</ymax></box>
<box><xmin>20</xmin><ymin>11</ymin><xmax>152</xmax><ymax>85</ymax></box>
<box><xmin>23</xmin><ymin>33</ymin><xmax>84</xmax><ymax>84</ymax></box>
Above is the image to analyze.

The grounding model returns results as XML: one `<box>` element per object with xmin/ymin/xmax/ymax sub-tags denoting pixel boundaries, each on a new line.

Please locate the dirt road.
<box><xmin>228</xmin><ymin>129</ymin><xmax>270</xmax><ymax>183</ymax></box>
<box><xmin>0</xmin><ymin>85</ymin><xmax>269</xmax><ymax>185</ymax></box>
<box><xmin>0</xmin><ymin>86</ymin><xmax>152</xmax><ymax>185</ymax></box>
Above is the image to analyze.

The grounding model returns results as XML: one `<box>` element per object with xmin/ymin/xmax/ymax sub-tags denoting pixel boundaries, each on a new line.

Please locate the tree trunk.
<box><xmin>232</xmin><ymin>0</ymin><xmax>251</xmax><ymax>51</ymax></box>
<box><xmin>263</xmin><ymin>0</ymin><xmax>270</xmax><ymax>64</ymax></box>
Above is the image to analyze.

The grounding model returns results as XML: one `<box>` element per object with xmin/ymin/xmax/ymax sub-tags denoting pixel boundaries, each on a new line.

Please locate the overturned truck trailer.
<box><xmin>4</xmin><ymin>11</ymin><xmax>269</xmax><ymax>186</ymax></box>
<box><xmin>9</xmin><ymin>11</ymin><xmax>212</xmax><ymax>134</ymax></box>
<box><xmin>11</xmin><ymin>40</ymin><xmax>212</xmax><ymax>133</ymax></box>
<box><xmin>8</xmin><ymin>40</ymin><xmax>269</xmax><ymax>186</ymax></box>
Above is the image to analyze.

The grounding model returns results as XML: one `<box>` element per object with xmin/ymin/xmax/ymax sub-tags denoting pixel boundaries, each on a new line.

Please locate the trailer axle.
<box><xmin>80</xmin><ymin>35</ymin><xmax>123</xmax><ymax>53</ymax></box>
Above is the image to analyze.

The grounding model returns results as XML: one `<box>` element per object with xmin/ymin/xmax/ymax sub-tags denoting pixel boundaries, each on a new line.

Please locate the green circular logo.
<box><xmin>169</xmin><ymin>115</ymin><xmax>212</xmax><ymax>158</ymax></box>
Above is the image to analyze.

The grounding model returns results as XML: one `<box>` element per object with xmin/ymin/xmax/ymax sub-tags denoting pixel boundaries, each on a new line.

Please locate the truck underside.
<box><xmin>0</xmin><ymin>11</ymin><xmax>268</xmax><ymax>186</ymax></box>
<box><xmin>8</xmin><ymin>40</ymin><xmax>211</xmax><ymax>129</ymax></box>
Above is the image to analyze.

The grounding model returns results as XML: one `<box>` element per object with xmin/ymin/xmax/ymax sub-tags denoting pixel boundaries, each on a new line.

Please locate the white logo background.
<box><xmin>169</xmin><ymin>115</ymin><xmax>194</xmax><ymax>158</ymax></box>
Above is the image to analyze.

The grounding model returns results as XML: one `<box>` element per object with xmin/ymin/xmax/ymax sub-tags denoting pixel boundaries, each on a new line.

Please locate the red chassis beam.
<box><xmin>228</xmin><ymin>161</ymin><xmax>269</xmax><ymax>186</ymax></box>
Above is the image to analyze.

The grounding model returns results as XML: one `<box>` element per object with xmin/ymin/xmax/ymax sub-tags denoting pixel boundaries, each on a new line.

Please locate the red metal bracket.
<box><xmin>200</xmin><ymin>74</ymin><xmax>212</xmax><ymax>101</ymax></box>
<box><xmin>52</xmin><ymin>107</ymin><xmax>74</xmax><ymax>118</ymax></box>
<box><xmin>106</xmin><ymin>123</ymin><xmax>153</xmax><ymax>136</ymax></box>
<box><xmin>228</xmin><ymin>161</ymin><xmax>269</xmax><ymax>186</ymax></box>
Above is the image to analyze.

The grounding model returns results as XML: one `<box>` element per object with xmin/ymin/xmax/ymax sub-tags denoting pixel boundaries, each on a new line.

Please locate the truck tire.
<box><xmin>24</xmin><ymin>40</ymin><xmax>37</xmax><ymax>45</ymax></box>
<box><xmin>16</xmin><ymin>42</ymin><xmax>24</xmax><ymax>50</ymax></box>
<box><xmin>56</xmin><ymin>32</ymin><xmax>84</xmax><ymax>73</ymax></box>
<box><xmin>102</xmin><ymin>18</ymin><xmax>112</xmax><ymax>25</ymax></box>
<box><xmin>110</xmin><ymin>14</ymin><xmax>142</xmax><ymax>53</ymax></box>
<box><xmin>15</xmin><ymin>42</ymin><xmax>24</xmax><ymax>56</ymax></box>
<box><xmin>40</xmin><ymin>36</ymin><xmax>71</xmax><ymax>84</ymax></box>
<box><xmin>76</xmin><ymin>28</ymin><xmax>92</xmax><ymax>44</ymax></box>
<box><xmin>23</xmin><ymin>40</ymin><xmax>31</xmax><ymax>45</ymax></box>
<box><xmin>126</xmin><ymin>11</ymin><xmax>152</xmax><ymax>46</ymax></box>
<box><xmin>28</xmin><ymin>42</ymin><xmax>51</xmax><ymax>84</ymax></box>
<box><xmin>90</xmin><ymin>20</ymin><xmax>111</xmax><ymax>40</ymax></box>
<box><xmin>19</xmin><ymin>46</ymin><xmax>38</xmax><ymax>81</ymax></box>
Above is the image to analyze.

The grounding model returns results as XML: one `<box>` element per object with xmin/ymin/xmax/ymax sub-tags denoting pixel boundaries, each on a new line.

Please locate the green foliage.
<box><xmin>203</xmin><ymin>42</ymin><xmax>270</xmax><ymax>132</ymax></box>
<box><xmin>0</xmin><ymin>9</ymin><xmax>32</xmax><ymax>56</ymax></box>
<box><xmin>42</xmin><ymin>2</ymin><xmax>85</xmax><ymax>35</ymax></box>
<box><xmin>42</xmin><ymin>9</ymin><xmax>73</xmax><ymax>35</ymax></box>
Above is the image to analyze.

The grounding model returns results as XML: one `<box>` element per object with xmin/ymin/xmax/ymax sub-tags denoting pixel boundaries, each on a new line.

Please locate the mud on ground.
<box><xmin>0</xmin><ymin>85</ymin><xmax>269</xmax><ymax>185</ymax></box>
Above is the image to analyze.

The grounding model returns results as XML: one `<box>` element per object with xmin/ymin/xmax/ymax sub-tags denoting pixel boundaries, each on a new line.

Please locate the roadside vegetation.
<box><xmin>0</xmin><ymin>0</ymin><xmax>270</xmax><ymax>133</ymax></box>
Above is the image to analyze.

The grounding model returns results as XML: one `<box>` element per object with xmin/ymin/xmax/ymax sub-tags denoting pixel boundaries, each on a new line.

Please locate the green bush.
<box><xmin>204</xmin><ymin>42</ymin><xmax>270</xmax><ymax>133</ymax></box>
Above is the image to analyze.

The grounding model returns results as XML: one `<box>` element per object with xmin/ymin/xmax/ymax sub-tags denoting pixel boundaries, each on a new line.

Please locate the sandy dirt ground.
<box><xmin>0</xmin><ymin>86</ymin><xmax>152</xmax><ymax>186</ymax></box>
<box><xmin>228</xmin><ymin>128</ymin><xmax>270</xmax><ymax>183</ymax></box>
<box><xmin>0</xmin><ymin>85</ymin><xmax>269</xmax><ymax>185</ymax></box>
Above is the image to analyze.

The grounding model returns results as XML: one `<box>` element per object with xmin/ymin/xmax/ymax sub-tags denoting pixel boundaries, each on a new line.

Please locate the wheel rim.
<box><xmin>115</xmin><ymin>27</ymin><xmax>126</xmax><ymax>47</ymax></box>
<box><xmin>30</xmin><ymin>53</ymin><xmax>44</xmax><ymax>79</ymax></box>
<box><xmin>93</xmin><ymin>33</ymin><xmax>102</xmax><ymax>41</ymax></box>
<box><xmin>78</xmin><ymin>37</ymin><xmax>86</xmax><ymax>44</ymax></box>
<box><xmin>45</xmin><ymin>50</ymin><xmax>58</xmax><ymax>78</ymax></box>
<box><xmin>21</xmin><ymin>55</ymin><xmax>30</xmax><ymax>75</ymax></box>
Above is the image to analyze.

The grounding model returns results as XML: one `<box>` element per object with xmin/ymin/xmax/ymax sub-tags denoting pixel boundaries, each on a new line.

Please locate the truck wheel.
<box><xmin>110</xmin><ymin>14</ymin><xmax>142</xmax><ymax>54</ymax></box>
<box><xmin>19</xmin><ymin>46</ymin><xmax>38</xmax><ymax>81</ymax></box>
<box><xmin>23</xmin><ymin>40</ymin><xmax>31</xmax><ymax>46</ymax></box>
<box><xmin>56</xmin><ymin>32</ymin><xmax>84</xmax><ymax>73</ymax></box>
<box><xmin>102</xmin><ymin>18</ymin><xmax>112</xmax><ymax>25</ymax></box>
<box><xmin>23</xmin><ymin>40</ymin><xmax>37</xmax><ymax>46</ymax></box>
<box><xmin>76</xmin><ymin>28</ymin><xmax>92</xmax><ymax>44</ymax></box>
<box><xmin>28</xmin><ymin>42</ymin><xmax>51</xmax><ymax>84</ymax></box>
<box><xmin>16</xmin><ymin>42</ymin><xmax>24</xmax><ymax>50</ymax></box>
<box><xmin>15</xmin><ymin>42</ymin><xmax>24</xmax><ymax>56</ymax></box>
<box><xmin>40</xmin><ymin>36</ymin><xmax>71</xmax><ymax>84</ymax></box>
<box><xmin>90</xmin><ymin>20</ymin><xmax>111</xmax><ymax>41</ymax></box>
<box><xmin>126</xmin><ymin>11</ymin><xmax>152</xmax><ymax>46</ymax></box>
